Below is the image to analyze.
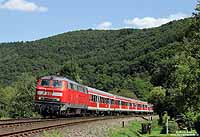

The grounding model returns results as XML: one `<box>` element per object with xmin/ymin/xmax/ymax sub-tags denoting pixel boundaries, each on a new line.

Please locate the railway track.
<box><xmin>0</xmin><ymin>117</ymin><xmax>87</xmax><ymax>128</ymax></box>
<box><xmin>0</xmin><ymin>115</ymin><xmax>148</xmax><ymax>137</ymax></box>
<box><xmin>0</xmin><ymin>118</ymin><xmax>59</xmax><ymax>128</ymax></box>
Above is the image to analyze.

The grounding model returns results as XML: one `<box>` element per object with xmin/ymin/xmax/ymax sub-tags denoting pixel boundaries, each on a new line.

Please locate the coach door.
<box><xmin>120</xmin><ymin>100</ymin><xmax>122</xmax><ymax>110</ymax></box>
<box><xmin>97</xmin><ymin>96</ymin><xmax>100</xmax><ymax>111</ymax></box>
<box><xmin>108</xmin><ymin>99</ymin><xmax>111</xmax><ymax>111</ymax></box>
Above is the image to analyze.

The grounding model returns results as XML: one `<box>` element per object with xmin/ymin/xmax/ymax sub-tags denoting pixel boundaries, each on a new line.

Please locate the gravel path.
<box><xmin>36</xmin><ymin>116</ymin><xmax>151</xmax><ymax>137</ymax></box>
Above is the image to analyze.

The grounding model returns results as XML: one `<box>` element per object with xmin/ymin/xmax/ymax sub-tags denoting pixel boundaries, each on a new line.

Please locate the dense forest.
<box><xmin>0</xmin><ymin>2</ymin><xmax>200</xmax><ymax>133</ymax></box>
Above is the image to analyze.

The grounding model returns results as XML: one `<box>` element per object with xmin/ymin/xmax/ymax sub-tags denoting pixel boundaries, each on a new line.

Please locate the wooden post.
<box><xmin>122</xmin><ymin>121</ymin><xmax>125</xmax><ymax>128</ymax></box>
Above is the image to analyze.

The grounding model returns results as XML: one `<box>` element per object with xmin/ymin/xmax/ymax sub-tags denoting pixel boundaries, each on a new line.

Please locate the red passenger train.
<box><xmin>35</xmin><ymin>76</ymin><xmax>153</xmax><ymax>116</ymax></box>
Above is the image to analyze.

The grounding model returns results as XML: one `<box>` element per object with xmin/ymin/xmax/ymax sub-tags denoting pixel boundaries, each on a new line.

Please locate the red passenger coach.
<box><xmin>35</xmin><ymin>76</ymin><xmax>153</xmax><ymax>116</ymax></box>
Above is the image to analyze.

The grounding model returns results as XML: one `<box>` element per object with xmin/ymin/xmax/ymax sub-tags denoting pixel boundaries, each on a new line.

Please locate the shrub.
<box><xmin>168</xmin><ymin>121</ymin><xmax>179</xmax><ymax>133</ymax></box>
<box><xmin>194</xmin><ymin>115</ymin><xmax>200</xmax><ymax>135</ymax></box>
<box><xmin>161</xmin><ymin>120</ymin><xmax>178</xmax><ymax>134</ymax></box>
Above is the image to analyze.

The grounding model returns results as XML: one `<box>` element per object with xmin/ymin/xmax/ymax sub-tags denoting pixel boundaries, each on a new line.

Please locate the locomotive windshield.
<box><xmin>53</xmin><ymin>80</ymin><xmax>63</xmax><ymax>88</ymax></box>
<box><xmin>40</xmin><ymin>79</ymin><xmax>50</xmax><ymax>87</ymax></box>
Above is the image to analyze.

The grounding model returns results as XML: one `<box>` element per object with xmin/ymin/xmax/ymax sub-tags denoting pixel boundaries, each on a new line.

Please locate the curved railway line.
<box><xmin>0</xmin><ymin>118</ymin><xmax>61</xmax><ymax>128</ymax></box>
<box><xmin>0</xmin><ymin>115</ymin><xmax>149</xmax><ymax>137</ymax></box>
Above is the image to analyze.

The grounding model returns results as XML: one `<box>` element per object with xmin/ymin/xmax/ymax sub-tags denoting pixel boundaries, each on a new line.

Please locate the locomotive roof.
<box><xmin>40</xmin><ymin>76</ymin><xmax>79</xmax><ymax>85</ymax></box>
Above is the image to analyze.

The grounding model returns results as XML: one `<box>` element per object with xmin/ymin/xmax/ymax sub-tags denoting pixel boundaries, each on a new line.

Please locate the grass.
<box><xmin>109</xmin><ymin>120</ymin><xmax>198</xmax><ymax>137</ymax></box>
<box><xmin>109</xmin><ymin>120</ymin><xmax>142</xmax><ymax>137</ymax></box>
<box><xmin>42</xmin><ymin>130</ymin><xmax>65</xmax><ymax>137</ymax></box>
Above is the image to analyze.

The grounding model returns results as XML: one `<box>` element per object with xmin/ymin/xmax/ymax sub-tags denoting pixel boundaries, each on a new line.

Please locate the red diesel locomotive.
<box><xmin>35</xmin><ymin>76</ymin><xmax>153</xmax><ymax>116</ymax></box>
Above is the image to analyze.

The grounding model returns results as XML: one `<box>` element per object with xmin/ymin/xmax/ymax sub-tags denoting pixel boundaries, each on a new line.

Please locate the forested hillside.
<box><xmin>0</xmin><ymin>18</ymin><xmax>191</xmax><ymax>99</ymax></box>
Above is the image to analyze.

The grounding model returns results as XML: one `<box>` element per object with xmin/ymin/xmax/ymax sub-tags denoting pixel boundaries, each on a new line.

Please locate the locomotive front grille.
<box><xmin>38</xmin><ymin>96</ymin><xmax>60</xmax><ymax>102</ymax></box>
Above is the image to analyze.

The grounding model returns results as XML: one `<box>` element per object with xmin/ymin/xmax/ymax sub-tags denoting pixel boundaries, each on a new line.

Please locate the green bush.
<box><xmin>194</xmin><ymin>115</ymin><xmax>200</xmax><ymax>135</ymax></box>
<box><xmin>168</xmin><ymin>121</ymin><xmax>179</xmax><ymax>134</ymax></box>
<box><xmin>161</xmin><ymin>120</ymin><xmax>178</xmax><ymax>134</ymax></box>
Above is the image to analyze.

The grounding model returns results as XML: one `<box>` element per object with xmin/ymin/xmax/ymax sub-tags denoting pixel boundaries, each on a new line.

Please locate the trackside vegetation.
<box><xmin>0</xmin><ymin>0</ymin><xmax>200</xmax><ymax>135</ymax></box>
<box><xmin>110</xmin><ymin>119</ymin><xmax>197</xmax><ymax>137</ymax></box>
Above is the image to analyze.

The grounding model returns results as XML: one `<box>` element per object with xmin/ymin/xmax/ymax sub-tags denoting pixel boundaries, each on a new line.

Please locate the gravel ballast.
<box><xmin>37</xmin><ymin>116</ymin><xmax>151</xmax><ymax>137</ymax></box>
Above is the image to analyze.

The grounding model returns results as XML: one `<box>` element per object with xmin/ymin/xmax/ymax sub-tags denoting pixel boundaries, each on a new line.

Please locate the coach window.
<box><xmin>73</xmin><ymin>84</ymin><xmax>78</xmax><ymax>90</ymax></box>
<box><xmin>118</xmin><ymin>101</ymin><xmax>120</xmax><ymax>105</ymax></box>
<box><xmin>104</xmin><ymin>98</ymin><xmax>106</xmax><ymax>104</ymax></box>
<box><xmin>108</xmin><ymin>99</ymin><xmax>110</xmax><ymax>104</ymax></box>
<box><xmin>92</xmin><ymin>95</ymin><xmax>95</xmax><ymax>102</ymax></box>
<box><xmin>100</xmin><ymin>97</ymin><xmax>102</xmax><ymax>103</ymax></box>
<box><xmin>110</xmin><ymin>99</ymin><xmax>113</xmax><ymax>104</ymax></box>
<box><xmin>41</xmin><ymin>79</ymin><xmax>50</xmax><ymax>87</ymax></box>
<box><xmin>78</xmin><ymin>86</ymin><xmax>84</xmax><ymax>92</ymax></box>
<box><xmin>92</xmin><ymin>95</ymin><xmax>96</xmax><ymax>102</ymax></box>
<box><xmin>89</xmin><ymin>95</ymin><xmax>92</xmax><ymax>101</ymax></box>
<box><xmin>96</xmin><ymin>96</ymin><xmax>98</xmax><ymax>102</ymax></box>
<box><xmin>53</xmin><ymin>80</ymin><xmax>63</xmax><ymax>88</ymax></box>
<box><xmin>92</xmin><ymin>95</ymin><xmax>94</xmax><ymax>101</ymax></box>
<box><xmin>95</xmin><ymin>95</ymin><xmax>97</xmax><ymax>102</ymax></box>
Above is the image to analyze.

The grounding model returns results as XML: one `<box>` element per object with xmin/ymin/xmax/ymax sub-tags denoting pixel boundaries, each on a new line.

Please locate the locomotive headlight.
<box><xmin>55</xmin><ymin>98</ymin><xmax>60</xmax><ymax>101</ymax></box>
<box><xmin>38</xmin><ymin>96</ymin><xmax>44</xmax><ymax>100</ymax></box>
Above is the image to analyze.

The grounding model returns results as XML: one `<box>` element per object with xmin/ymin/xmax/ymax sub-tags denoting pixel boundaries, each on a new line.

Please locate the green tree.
<box><xmin>10</xmin><ymin>73</ymin><xmax>37</xmax><ymax>117</ymax></box>
<box><xmin>148</xmin><ymin>86</ymin><xmax>166</xmax><ymax>120</ymax></box>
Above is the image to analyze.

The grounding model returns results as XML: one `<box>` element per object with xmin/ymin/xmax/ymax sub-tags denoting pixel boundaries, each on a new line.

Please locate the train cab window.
<box><xmin>83</xmin><ymin>88</ymin><xmax>88</xmax><ymax>93</ymax></box>
<box><xmin>69</xmin><ymin>83</ymin><xmax>78</xmax><ymax>91</ymax></box>
<box><xmin>53</xmin><ymin>80</ymin><xmax>63</xmax><ymax>88</ymax></box>
<box><xmin>69</xmin><ymin>83</ymin><xmax>73</xmax><ymax>89</ymax></box>
<box><xmin>40</xmin><ymin>79</ymin><xmax>50</xmax><ymax>87</ymax></box>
